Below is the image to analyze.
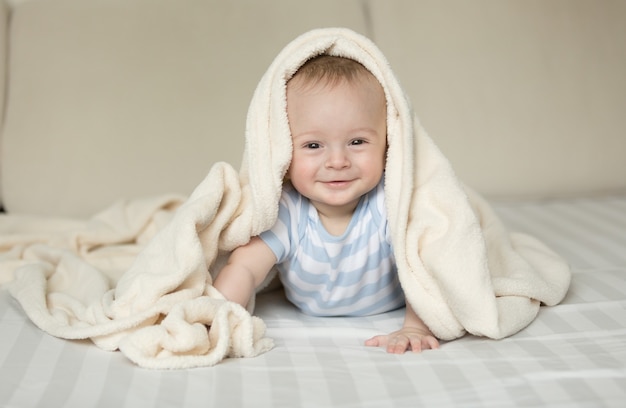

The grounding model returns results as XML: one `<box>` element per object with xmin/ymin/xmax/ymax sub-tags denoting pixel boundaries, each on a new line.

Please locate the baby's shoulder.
<box><xmin>280</xmin><ymin>182</ymin><xmax>305</xmax><ymax>203</ymax></box>
<box><xmin>277</xmin><ymin>182</ymin><xmax>308</xmax><ymax>217</ymax></box>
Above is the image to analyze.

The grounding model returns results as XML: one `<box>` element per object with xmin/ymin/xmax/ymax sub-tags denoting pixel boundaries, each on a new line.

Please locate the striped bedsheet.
<box><xmin>1</xmin><ymin>194</ymin><xmax>625</xmax><ymax>407</ymax></box>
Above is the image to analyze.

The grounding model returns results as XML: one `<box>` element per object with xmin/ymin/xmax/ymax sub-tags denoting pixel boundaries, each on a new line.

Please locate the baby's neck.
<box><xmin>318</xmin><ymin>211</ymin><xmax>353</xmax><ymax>236</ymax></box>
<box><xmin>313</xmin><ymin>202</ymin><xmax>358</xmax><ymax>236</ymax></box>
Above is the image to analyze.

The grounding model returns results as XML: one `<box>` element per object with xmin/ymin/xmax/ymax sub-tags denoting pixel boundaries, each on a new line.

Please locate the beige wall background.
<box><xmin>1</xmin><ymin>0</ymin><xmax>625</xmax><ymax>217</ymax></box>
<box><xmin>371</xmin><ymin>0</ymin><xmax>626</xmax><ymax>199</ymax></box>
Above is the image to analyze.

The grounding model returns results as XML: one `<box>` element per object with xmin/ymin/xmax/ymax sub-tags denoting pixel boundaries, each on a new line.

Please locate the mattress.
<box><xmin>1</xmin><ymin>194</ymin><xmax>625</xmax><ymax>407</ymax></box>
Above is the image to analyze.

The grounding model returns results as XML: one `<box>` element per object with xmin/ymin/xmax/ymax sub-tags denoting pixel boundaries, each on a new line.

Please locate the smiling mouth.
<box><xmin>323</xmin><ymin>180</ymin><xmax>353</xmax><ymax>188</ymax></box>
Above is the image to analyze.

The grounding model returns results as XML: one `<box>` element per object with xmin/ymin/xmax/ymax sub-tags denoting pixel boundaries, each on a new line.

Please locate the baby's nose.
<box><xmin>325</xmin><ymin>148</ymin><xmax>350</xmax><ymax>169</ymax></box>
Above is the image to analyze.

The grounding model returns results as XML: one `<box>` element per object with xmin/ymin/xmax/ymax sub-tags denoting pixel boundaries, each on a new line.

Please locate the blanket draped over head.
<box><xmin>1</xmin><ymin>28</ymin><xmax>571</xmax><ymax>369</ymax></box>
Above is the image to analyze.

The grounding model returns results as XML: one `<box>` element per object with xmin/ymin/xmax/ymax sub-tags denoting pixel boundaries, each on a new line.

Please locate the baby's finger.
<box><xmin>387</xmin><ymin>336</ymin><xmax>410</xmax><ymax>354</ymax></box>
<box><xmin>408</xmin><ymin>336</ymin><xmax>424</xmax><ymax>353</ymax></box>
<box><xmin>364</xmin><ymin>335</ymin><xmax>384</xmax><ymax>347</ymax></box>
<box><xmin>424</xmin><ymin>336</ymin><xmax>440</xmax><ymax>350</ymax></box>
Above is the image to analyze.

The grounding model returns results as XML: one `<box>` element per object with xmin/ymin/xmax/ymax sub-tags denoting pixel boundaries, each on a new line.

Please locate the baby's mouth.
<box><xmin>323</xmin><ymin>179</ymin><xmax>353</xmax><ymax>188</ymax></box>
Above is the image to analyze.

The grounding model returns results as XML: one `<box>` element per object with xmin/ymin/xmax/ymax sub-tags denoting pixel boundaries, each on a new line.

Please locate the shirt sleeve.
<box><xmin>259</xmin><ymin>190</ymin><xmax>294</xmax><ymax>264</ymax></box>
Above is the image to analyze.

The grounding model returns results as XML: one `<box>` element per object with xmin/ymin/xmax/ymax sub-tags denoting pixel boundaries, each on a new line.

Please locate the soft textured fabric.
<box><xmin>260</xmin><ymin>180</ymin><xmax>405</xmax><ymax>317</ymax></box>
<box><xmin>2</xmin><ymin>28</ymin><xmax>571</xmax><ymax>369</ymax></box>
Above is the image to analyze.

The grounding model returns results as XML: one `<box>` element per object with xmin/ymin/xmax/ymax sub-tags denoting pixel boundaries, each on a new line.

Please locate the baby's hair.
<box><xmin>289</xmin><ymin>54</ymin><xmax>375</xmax><ymax>90</ymax></box>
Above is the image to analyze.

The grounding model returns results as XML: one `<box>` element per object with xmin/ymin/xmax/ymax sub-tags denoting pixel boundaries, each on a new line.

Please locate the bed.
<box><xmin>2</xmin><ymin>1</ymin><xmax>625</xmax><ymax>407</ymax></box>
<box><xmin>2</xmin><ymin>194</ymin><xmax>624</xmax><ymax>407</ymax></box>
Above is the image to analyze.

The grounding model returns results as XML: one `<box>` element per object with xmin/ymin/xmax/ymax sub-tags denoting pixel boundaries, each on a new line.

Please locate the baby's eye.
<box><xmin>305</xmin><ymin>142</ymin><xmax>321</xmax><ymax>149</ymax></box>
<box><xmin>350</xmin><ymin>139</ymin><xmax>365</xmax><ymax>146</ymax></box>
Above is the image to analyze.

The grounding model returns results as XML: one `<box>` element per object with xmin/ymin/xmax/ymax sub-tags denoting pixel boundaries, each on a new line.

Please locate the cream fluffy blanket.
<box><xmin>1</xmin><ymin>28</ymin><xmax>571</xmax><ymax>369</ymax></box>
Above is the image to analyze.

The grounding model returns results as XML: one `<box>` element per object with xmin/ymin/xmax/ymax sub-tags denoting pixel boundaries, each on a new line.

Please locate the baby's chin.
<box><xmin>308</xmin><ymin>192</ymin><xmax>363</xmax><ymax>212</ymax></box>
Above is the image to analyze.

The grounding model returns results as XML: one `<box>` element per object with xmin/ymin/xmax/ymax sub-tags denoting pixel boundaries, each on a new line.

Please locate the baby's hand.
<box><xmin>364</xmin><ymin>327</ymin><xmax>440</xmax><ymax>354</ymax></box>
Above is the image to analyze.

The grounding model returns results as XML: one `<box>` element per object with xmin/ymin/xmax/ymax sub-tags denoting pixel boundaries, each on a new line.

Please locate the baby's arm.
<box><xmin>213</xmin><ymin>236</ymin><xmax>277</xmax><ymax>308</ymax></box>
<box><xmin>364</xmin><ymin>302</ymin><xmax>440</xmax><ymax>354</ymax></box>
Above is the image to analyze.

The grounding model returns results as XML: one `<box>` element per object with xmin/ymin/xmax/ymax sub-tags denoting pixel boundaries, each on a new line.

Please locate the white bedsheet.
<box><xmin>1</xmin><ymin>194</ymin><xmax>625</xmax><ymax>407</ymax></box>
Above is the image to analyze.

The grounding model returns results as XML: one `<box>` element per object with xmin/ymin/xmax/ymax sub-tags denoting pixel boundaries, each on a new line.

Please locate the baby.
<box><xmin>214</xmin><ymin>55</ymin><xmax>439</xmax><ymax>354</ymax></box>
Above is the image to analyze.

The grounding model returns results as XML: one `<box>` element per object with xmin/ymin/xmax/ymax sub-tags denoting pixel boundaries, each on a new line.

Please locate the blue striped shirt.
<box><xmin>260</xmin><ymin>180</ymin><xmax>405</xmax><ymax>316</ymax></box>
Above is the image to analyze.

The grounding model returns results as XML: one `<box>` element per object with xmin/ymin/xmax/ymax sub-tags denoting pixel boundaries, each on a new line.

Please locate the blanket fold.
<box><xmin>1</xmin><ymin>27</ymin><xmax>570</xmax><ymax>368</ymax></box>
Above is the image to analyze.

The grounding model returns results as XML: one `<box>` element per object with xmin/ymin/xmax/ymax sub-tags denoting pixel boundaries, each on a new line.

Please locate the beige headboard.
<box><xmin>1</xmin><ymin>0</ymin><xmax>625</xmax><ymax>217</ymax></box>
<box><xmin>371</xmin><ymin>0</ymin><xmax>626</xmax><ymax>199</ymax></box>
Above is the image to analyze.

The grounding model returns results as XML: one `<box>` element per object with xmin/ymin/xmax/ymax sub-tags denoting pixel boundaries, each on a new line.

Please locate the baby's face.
<box><xmin>286</xmin><ymin>74</ymin><xmax>387</xmax><ymax>216</ymax></box>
